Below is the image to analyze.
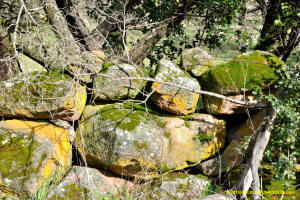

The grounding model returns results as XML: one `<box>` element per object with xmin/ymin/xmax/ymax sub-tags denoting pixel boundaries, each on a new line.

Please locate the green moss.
<box><xmin>201</xmin><ymin>51</ymin><xmax>285</xmax><ymax>94</ymax></box>
<box><xmin>163</xmin><ymin>131</ymin><xmax>171</xmax><ymax>138</ymax></box>
<box><xmin>184</xmin><ymin>121</ymin><xmax>190</xmax><ymax>128</ymax></box>
<box><xmin>156</xmin><ymin>120</ymin><xmax>166</xmax><ymax>128</ymax></box>
<box><xmin>0</xmin><ymin>130</ymin><xmax>47</xmax><ymax>190</ymax></box>
<box><xmin>48</xmin><ymin>183</ymin><xmax>89</xmax><ymax>200</ymax></box>
<box><xmin>98</xmin><ymin>103</ymin><xmax>146</xmax><ymax>131</ymax></box>
<box><xmin>193</xmin><ymin>134</ymin><xmax>215</xmax><ymax>144</ymax></box>
<box><xmin>133</xmin><ymin>141</ymin><xmax>148</xmax><ymax>150</ymax></box>
<box><xmin>160</xmin><ymin>164</ymin><xmax>173</xmax><ymax>173</ymax></box>
<box><xmin>100</xmin><ymin>62</ymin><xmax>114</xmax><ymax>73</ymax></box>
<box><xmin>0</xmin><ymin>72</ymin><xmax>72</xmax><ymax>108</ymax></box>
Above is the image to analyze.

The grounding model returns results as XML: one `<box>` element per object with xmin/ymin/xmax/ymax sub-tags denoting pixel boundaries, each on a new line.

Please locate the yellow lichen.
<box><xmin>62</xmin><ymin>84</ymin><xmax>87</xmax><ymax>120</ymax></box>
<box><xmin>0</xmin><ymin>120</ymin><xmax>71</xmax><ymax>188</ymax></box>
<box><xmin>152</xmin><ymin>82</ymin><xmax>199</xmax><ymax>114</ymax></box>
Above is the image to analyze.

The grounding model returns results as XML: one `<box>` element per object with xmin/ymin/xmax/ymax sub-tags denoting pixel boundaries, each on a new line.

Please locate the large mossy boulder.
<box><xmin>198</xmin><ymin>110</ymin><xmax>265</xmax><ymax>176</ymax></box>
<box><xmin>0</xmin><ymin>72</ymin><xmax>87</xmax><ymax>121</ymax></box>
<box><xmin>0</xmin><ymin>120</ymin><xmax>71</xmax><ymax>197</ymax></box>
<box><xmin>201</xmin><ymin>51</ymin><xmax>285</xmax><ymax>115</ymax></box>
<box><xmin>151</xmin><ymin>59</ymin><xmax>201</xmax><ymax>115</ymax></box>
<box><xmin>182</xmin><ymin>48</ymin><xmax>214</xmax><ymax>77</ymax></box>
<box><xmin>93</xmin><ymin>63</ymin><xmax>147</xmax><ymax>100</ymax></box>
<box><xmin>47</xmin><ymin>166</ymin><xmax>133</xmax><ymax>200</ymax></box>
<box><xmin>76</xmin><ymin>103</ymin><xmax>226</xmax><ymax>178</ymax></box>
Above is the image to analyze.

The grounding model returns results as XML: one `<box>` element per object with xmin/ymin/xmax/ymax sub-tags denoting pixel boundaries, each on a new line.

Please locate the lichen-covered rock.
<box><xmin>67</xmin><ymin>50</ymin><xmax>105</xmax><ymax>83</ymax></box>
<box><xmin>18</xmin><ymin>53</ymin><xmax>47</xmax><ymax>73</ymax></box>
<box><xmin>201</xmin><ymin>51</ymin><xmax>284</xmax><ymax>114</ymax></box>
<box><xmin>93</xmin><ymin>63</ymin><xmax>147</xmax><ymax>100</ymax></box>
<box><xmin>151</xmin><ymin>59</ymin><xmax>201</xmax><ymax>115</ymax></box>
<box><xmin>198</xmin><ymin>110</ymin><xmax>264</xmax><ymax>176</ymax></box>
<box><xmin>182</xmin><ymin>48</ymin><xmax>214</xmax><ymax>77</ymax></box>
<box><xmin>47</xmin><ymin>166</ymin><xmax>133</xmax><ymax>200</ymax></box>
<box><xmin>76</xmin><ymin>103</ymin><xmax>226</xmax><ymax>178</ymax></box>
<box><xmin>204</xmin><ymin>94</ymin><xmax>258</xmax><ymax>115</ymax></box>
<box><xmin>0</xmin><ymin>120</ymin><xmax>71</xmax><ymax>197</ymax></box>
<box><xmin>150</xmin><ymin>173</ymin><xmax>211</xmax><ymax>200</ymax></box>
<box><xmin>0</xmin><ymin>72</ymin><xmax>87</xmax><ymax>121</ymax></box>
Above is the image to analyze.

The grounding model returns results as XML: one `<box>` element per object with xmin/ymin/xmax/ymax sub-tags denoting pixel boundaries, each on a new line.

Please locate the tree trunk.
<box><xmin>55</xmin><ymin>0</ymin><xmax>102</xmax><ymax>51</ymax></box>
<box><xmin>0</xmin><ymin>30</ymin><xmax>19</xmax><ymax>80</ymax></box>
<box><xmin>255</xmin><ymin>0</ymin><xmax>300</xmax><ymax>61</ymax></box>
<box><xmin>237</xmin><ymin>104</ymin><xmax>276</xmax><ymax>200</ymax></box>
<box><xmin>125</xmin><ymin>19</ymin><xmax>171</xmax><ymax>65</ymax></box>
<box><xmin>126</xmin><ymin>1</ymin><xmax>191</xmax><ymax>65</ymax></box>
<box><xmin>255</xmin><ymin>0</ymin><xmax>281</xmax><ymax>52</ymax></box>
<box><xmin>43</xmin><ymin>0</ymin><xmax>81</xmax><ymax>53</ymax></box>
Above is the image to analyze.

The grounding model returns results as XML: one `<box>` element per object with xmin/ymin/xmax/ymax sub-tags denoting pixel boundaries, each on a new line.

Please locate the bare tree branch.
<box><xmin>237</xmin><ymin>104</ymin><xmax>276</xmax><ymax>199</ymax></box>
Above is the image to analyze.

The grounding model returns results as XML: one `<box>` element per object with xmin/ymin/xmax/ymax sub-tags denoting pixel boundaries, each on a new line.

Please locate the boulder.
<box><xmin>151</xmin><ymin>59</ymin><xmax>201</xmax><ymax>115</ymax></box>
<box><xmin>93</xmin><ymin>63</ymin><xmax>147</xmax><ymax>100</ymax></box>
<box><xmin>201</xmin><ymin>51</ymin><xmax>285</xmax><ymax>115</ymax></box>
<box><xmin>18</xmin><ymin>53</ymin><xmax>47</xmax><ymax>73</ymax></box>
<box><xmin>76</xmin><ymin>103</ymin><xmax>226</xmax><ymax>178</ymax></box>
<box><xmin>0</xmin><ymin>120</ymin><xmax>71</xmax><ymax>197</ymax></box>
<box><xmin>0</xmin><ymin>72</ymin><xmax>87</xmax><ymax>121</ymax></box>
<box><xmin>182</xmin><ymin>48</ymin><xmax>214</xmax><ymax>77</ymax></box>
<box><xmin>203</xmin><ymin>94</ymin><xmax>258</xmax><ymax>115</ymax></box>
<box><xmin>151</xmin><ymin>173</ymin><xmax>211</xmax><ymax>200</ymax></box>
<box><xmin>198</xmin><ymin>110</ymin><xmax>265</xmax><ymax>176</ymax></box>
<box><xmin>47</xmin><ymin>166</ymin><xmax>133</xmax><ymax>200</ymax></box>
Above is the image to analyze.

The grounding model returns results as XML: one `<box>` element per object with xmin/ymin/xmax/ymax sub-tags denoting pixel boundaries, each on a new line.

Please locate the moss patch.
<box><xmin>0</xmin><ymin>72</ymin><xmax>72</xmax><ymax>107</ymax></box>
<box><xmin>95</xmin><ymin>103</ymin><xmax>164</xmax><ymax>131</ymax></box>
<box><xmin>48</xmin><ymin>183</ymin><xmax>89</xmax><ymax>200</ymax></box>
<box><xmin>201</xmin><ymin>51</ymin><xmax>285</xmax><ymax>95</ymax></box>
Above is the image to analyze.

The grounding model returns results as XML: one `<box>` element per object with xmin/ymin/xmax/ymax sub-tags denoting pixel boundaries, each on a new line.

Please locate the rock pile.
<box><xmin>0</xmin><ymin>49</ymin><xmax>284</xmax><ymax>199</ymax></box>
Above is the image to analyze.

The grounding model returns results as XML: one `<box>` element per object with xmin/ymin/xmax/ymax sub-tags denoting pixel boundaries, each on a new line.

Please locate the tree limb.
<box><xmin>237</xmin><ymin>104</ymin><xmax>276</xmax><ymax>199</ymax></box>
<box><xmin>126</xmin><ymin>0</ymin><xmax>193</xmax><ymax>65</ymax></box>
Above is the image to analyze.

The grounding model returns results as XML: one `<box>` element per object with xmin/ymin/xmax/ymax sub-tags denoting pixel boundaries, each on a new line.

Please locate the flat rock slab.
<box><xmin>93</xmin><ymin>63</ymin><xmax>147</xmax><ymax>100</ymax></box>
<box><xmin>0</xmin><ymin>72</ymin><xmax>87</xmax><ymax>121</ymax></box>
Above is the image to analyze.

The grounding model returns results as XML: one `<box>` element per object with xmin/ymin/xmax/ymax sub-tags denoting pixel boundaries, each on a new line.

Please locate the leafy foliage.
<box><xmin>264</xmin><ymin>64</ymin><xmax>300</xmax><ymax>180</ymax></box>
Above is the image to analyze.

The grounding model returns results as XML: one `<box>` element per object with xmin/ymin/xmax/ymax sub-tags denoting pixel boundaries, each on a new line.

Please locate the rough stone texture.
<box><xmin>93</xmin><ymin>63</ymin><xmax>147</xmax><ymax>100</ymax></box>
<box><xmin>182</xmin><ymin>48</ymin><xmax>214</xmax><ymax>77</ymax></box>
<box><xmin>203</xmin><ymin>94</ymin><xmax>258</xmax><ymax>115</ymax></box>
<box><xmin>0</xmin><ymin>72</ymin><xmax>87</xmax><ymax>121</ymax></box>
<box><xmin>198</xmin><ymin>110</ymin><xmax>265</xmax><ymax>176</ymax></box>
<box><xmin>18</xmin><ymin>53</ymin><xmax>47</xmax><ymax>73</ymax></box>
<box><xmin>47</xmin><ymin>166</ymin><xmax>133</xmax><ymax>200</ymax></box>
<box><xmin>158</xmin><ymin>174</ymin><xmax>211</xmax><ymax>200</ymax></box>
<box><xmin>76</xmin><ymin>103</ymin><xmax>226</xmax><ymax>178</ymax></box>
<box><xmin>0</xmin><ymin>120</ymin><xmax>71</xmax><ymax>197</ymax></box>
<box><xmin>201</xmin><ymin>51</ymin><xmax>284</xmax><ymax>114</ymax></box>
<box><xmin>200</xmin><ymin>194</ymin><xmax>236</xmax><ymax>200</ymax></box>
<box><xmin>151</xmin><ymin>59</ymin><xmax>201</xmax><ymax>115</ymax></box>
